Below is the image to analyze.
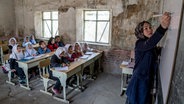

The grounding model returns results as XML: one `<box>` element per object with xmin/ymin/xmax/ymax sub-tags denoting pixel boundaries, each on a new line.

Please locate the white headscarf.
<box><xmin>9</xmin><ymin>37</ymin><xmax>17</xmax><ymax>47</ymax></box>
<box><xmin>74</xmin><ymin>42</ymin><xmax>83</xmax><ymax>52</ymax></box>
<box><xmin>82</xmin><ymin>43</ymin><xmax>91</xmax><ymax>52</ymax></box>
<box><xmin>10</xmin><ymin>45</ymin><xmax>24</xmax><ymax>60</ymax></box>
<box><xmin>54</xmin><ymin>47</ymin><xmax>65</xmax><ymax>59</ymax></box>
<box><xmin>24</xmin><ymin>43</ymin><xmax>37</xmax><ymax>57</ymax></box>
<box><xmin>65</xmin><ymin>44</ymin><xmax>73</xmax><ymax>58</ymax></box>
<box><xmin>22</xmin><ymin>36</ymin><xmax>32</xmax><ymax>47</ymax></box>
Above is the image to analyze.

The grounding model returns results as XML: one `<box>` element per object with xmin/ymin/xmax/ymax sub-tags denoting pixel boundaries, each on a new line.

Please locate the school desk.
<box><xmin>17</xmin><ymin>52</ymin><xmax>54</xmax><ymax>90</ymax></box>
<box><xmin>120</xmin><ymin>63</ymin><xmax>133</xmax><ymax>96</ymax></box>
<box><xmin>51</xmin><ymin>52</ymin><xmax>102</xmax><ymax>103</ymax></box>
<box><xmin>0</xmin><ymin>44</ymin><xmax>9</xmax><ymax>63</ymax></box>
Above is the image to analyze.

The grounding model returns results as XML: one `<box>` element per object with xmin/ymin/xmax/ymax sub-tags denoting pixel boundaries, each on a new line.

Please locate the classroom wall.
<box><xmin>0</xmin><ymin>0</ymin><xmax>15</xmax><ymax>40</ymax></box>
<box><xmin>167</xmin><ymin>8</ymin><xmax>184</xmax><ymax>104</ymax></box>
<box><xmin>14</xmin><ymin>0</ymin><xmax>161</xmax><ymax>74</ymax></box>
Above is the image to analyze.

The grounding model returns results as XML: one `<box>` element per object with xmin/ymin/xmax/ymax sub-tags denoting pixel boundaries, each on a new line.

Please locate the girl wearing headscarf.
<box><xmin>126</xmin><ymin>12</ymin><xmax>171</xmax><ymax>104</ymax></box>
<box><xmin>24</xmin><ymin>43</ymin><xmax>37</xmax><ymax>57</ymax></box>
<box><xmin>73</xmin><ymin>42</ymin><xmax>83</xmax><ymax>58</ymax></box>
<box><xmin>47</xmin><ymin>37</ymin><xmax>58</xmax><ymax>52</ymax></box>
<box><xmin>22</xmin><ymin>36</ymin><xmax>32</xmax><ymax>47</ymax></box>
<box><xmin>82</xmin><ymin>42</ymin><xmax>99</xmax><ymax>53</ymax></box>
<box><xmin>8</xmin><ymin>37</ymin><xmax>17</xmax><ymax>53</ymax></box>
<box><xmin>30</xmin><ymin>34</ymin><xmax>37</xmax><ymax>45</ymax></box>
<box><xmin>65</xmin><ymin>44</ymin><xmax>76</xmax><ymax>62</ymax></box>
<box><xmin>9</xmin><ymin>44</ymin><xmax>26</xmax><ymax>84</ymax></box>
<box><xmin>50</xmin><ymin>47</ymin><xmax>70</xmax><ymax>94</ymax></box>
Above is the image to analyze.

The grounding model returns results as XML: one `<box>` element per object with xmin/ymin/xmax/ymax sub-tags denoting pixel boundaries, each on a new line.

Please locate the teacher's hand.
<box><xmin>160</xmin><ymin>12</ymin><xmax>171</xmax><ymax>29</ymax></box>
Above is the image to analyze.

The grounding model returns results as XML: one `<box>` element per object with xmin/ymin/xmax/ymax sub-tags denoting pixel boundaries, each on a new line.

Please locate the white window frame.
<box><xmin>82</xmin><ymin>9</ymin><xmax>112</xmax><ymax>46</ymax></box>
<box><xmin>42</xmin><ymin>11</ymin><xmax>58</xmax><ymax>38</ymax></box>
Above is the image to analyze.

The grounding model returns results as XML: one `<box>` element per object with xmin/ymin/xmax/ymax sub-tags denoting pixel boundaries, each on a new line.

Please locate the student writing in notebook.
<box><xmin>50</xmin><ymin>47</ymin><xmax>70</xmax><ymax>94</ymax></box>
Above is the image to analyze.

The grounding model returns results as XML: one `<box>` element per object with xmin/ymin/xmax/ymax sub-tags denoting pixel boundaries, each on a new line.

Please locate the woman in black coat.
<box><xmin>126</xmin><ymin>12</ymin><xmax>171</xmax><ymax>104</ymax></box>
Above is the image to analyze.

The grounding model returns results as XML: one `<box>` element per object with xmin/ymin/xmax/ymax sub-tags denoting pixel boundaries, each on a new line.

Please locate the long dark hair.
<box><xmin>135</xmin><ymin>21</ymin><xmax>151</xmax><ymax>39</ymax></box>
<box><xmin>48</xmin><ymin>37</ymin><xmax>54</xmax><ymax>45</ymax></box>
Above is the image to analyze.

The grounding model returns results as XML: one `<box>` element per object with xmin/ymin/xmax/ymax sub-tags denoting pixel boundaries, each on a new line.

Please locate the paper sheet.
<box><xmin>54</xmin><ymin>66</ymin><xmax>69</xmax><ymax>71</ymax></box>
<box><xmin>24</xmin><ymin>56</ymin><xmax>33</xmax><ymax>60</ymax></box>
<box><xmin>80</xmin><ymin>55</ymin><xmax>90</xmax><ymax>59</ymax></box>
<box><xmin>85</xmin><ymin>52</ymin><xmax>94</xmax><ymax>55</ymax></box>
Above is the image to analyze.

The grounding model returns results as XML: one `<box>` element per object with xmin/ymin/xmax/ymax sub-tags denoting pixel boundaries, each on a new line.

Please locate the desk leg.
<box><xmin>20</xmin><ymin>65</ymin><xmax>31</xmax><ymax>90</ymax></box>
<box><xmin>76</xmin><ymin>71</ymin><xmax>84</xmax><ymax>91</ymax></box>
<box><xmin>120</xmin><ymin>71</ymin><xmax>125</xmax><ymax>96</ymax></box>
<box><xmin>54</xmin><ymin>73</ymin><xmax>69</xmax><ymax>104</ymax></box>
<box><xmin>89</xmin><ymin>62</ymin><xmax>95</xmax><ymax>78</ymax></box>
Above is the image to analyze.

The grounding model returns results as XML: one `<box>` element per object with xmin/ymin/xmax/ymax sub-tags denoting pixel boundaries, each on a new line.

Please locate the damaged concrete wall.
<box><xmin>14</xmin><ymin>0</ymin><xmax>161</xmax><ymax>74</ymax></box>
<box><xmin>0</xmin><ymin>0</ymin><xmax>15</xmax><ymax>40</ymax></box>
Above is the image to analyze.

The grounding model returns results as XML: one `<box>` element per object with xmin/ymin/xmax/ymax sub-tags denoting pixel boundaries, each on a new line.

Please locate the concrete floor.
<box><xmin>0</xmin><ymin>69</ymin><xmax>126</xmax><ymax>104</ymax></box>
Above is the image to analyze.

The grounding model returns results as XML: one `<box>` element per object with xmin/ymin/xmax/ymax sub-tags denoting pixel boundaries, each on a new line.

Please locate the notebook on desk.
<box><xmin>85</xmin><ymin>52</ymin><xmax>94</xmax><ymax>55</ymax></box>
<box><xmin>54</xmin><ymin>66</ymin><xmax>69</xmax><ymax>71</ymax></box>
<box><xmin>80</xmin><ymin>55</ymin><xmax>90</xmax><ymax>59</ymax></box>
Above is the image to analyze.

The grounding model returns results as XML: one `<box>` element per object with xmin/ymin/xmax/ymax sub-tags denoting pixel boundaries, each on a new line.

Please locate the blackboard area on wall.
<box><xmin>159</xmin><ymin>0</ymin><xmax>183</xmax><ymax>103</ymax></box>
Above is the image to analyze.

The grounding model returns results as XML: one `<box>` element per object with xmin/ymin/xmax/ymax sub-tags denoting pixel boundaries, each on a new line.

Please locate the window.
<box><xmin>42</xmin><ymin>11</ymin><xmax>58</xmax><ymax>38</ymax></box>
<box><xmin>83</xmin><ymin>10</ymin><xmax>111</xmax><ymax>44</ymax></box>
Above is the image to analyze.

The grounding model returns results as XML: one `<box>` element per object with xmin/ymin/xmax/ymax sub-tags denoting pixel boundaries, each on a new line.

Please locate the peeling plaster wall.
<box><xmin>0</xmin><ymin>0</ymin><xmax>15</xmax><ymax>39</ymax></box>
<box><xmin>14</xmin><ymin>0</ymin><xmax>161</xmax><ymax>74</ymax></box>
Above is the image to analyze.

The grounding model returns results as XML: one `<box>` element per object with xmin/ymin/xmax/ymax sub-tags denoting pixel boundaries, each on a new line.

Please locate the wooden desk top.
<box><xmin>17</xmin><ymin>52</ymin><xmax>54</xmax><ymax>64</ymax></box>
<box><xmin>51</xmin><ymin>52</ymin><xmax>102</xmax><ymax>73</ymax></box>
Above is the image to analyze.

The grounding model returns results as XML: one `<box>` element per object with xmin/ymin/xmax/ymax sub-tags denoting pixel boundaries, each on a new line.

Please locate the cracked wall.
<box><xmin>0</xmin><ymin>0</ymin><xmax>15</xmax><ymax>40</ymax></box>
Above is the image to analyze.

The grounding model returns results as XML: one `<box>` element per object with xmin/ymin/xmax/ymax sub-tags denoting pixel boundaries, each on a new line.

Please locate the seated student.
<box><xmin>82</xmin><ymin>42</ymin><xmax>99</xmax><ymax>53</ymax></box>
<box><xmin>22</xmin><ymin>36</ymin><xmax>32</xmax><ymax>47</ymax></box>
<box><xmin>9</xmin><ymin>45</ymin><xmax>26</xmax><ymax>84</ymax></box>
<box><xmin>50</xmin><ymin>47</ymin><xmax>70</xmax><ymax>94</ymax></box>
<box><xmin>73</xmin><ymin>42</ymin><xmax>84</xmax><ymax>58</ymax></box>
<box><xmin>24</xmin><ymin>42</ymin><xmax>37</xmax><ymax>57</ymax></box>
<box><xmin>55</xmin><ymin>36</ymin><xmax>65</xmax><ymax>47</ymax></box>
<box><xmin>37</xmin><ymin>40</ymin><xmax>51</xmax><ymax>55</ymax></box>
<box><xmin>47</xmin><ymin>37</ymin><xmax>58</xmax><ymax>52</ymax></box>
<box><xmin>8</xmin><ymin>37</ymin><xmax>18</xmax><ymax>53</ymax></box>
<box><xmin>30</xmin><ymin>34</ymin><xmax>37</xmax><ymax>45</ymax></box>
<box><xmin>65</xmin><ymin>44</ymin><xmax>76</xmax><ymax>62</ymax></box>
<box><xmin>24</xmin><ymin>43</ymin><xmax>38</xmax><ymax>79</ymax></box>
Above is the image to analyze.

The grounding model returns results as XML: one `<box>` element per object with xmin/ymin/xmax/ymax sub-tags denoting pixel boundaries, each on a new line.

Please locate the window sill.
<box><xmin>81</xmin><ymin>42</ymin><xmax>111</xmax><ymax>47</ymax></box>
<box><xmin>37</xmin><ymin>37</ymin><xmax>50</xmax><ymax>41</ymax></box>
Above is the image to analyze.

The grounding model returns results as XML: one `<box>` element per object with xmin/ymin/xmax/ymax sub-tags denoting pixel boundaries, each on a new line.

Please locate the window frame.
<box><xmin>42</xmin><ymin>11</ymin><xmax>58</xmax><ymax>38</ymax></box>
<box><xmin>82</xmin><ymin>9</ymin><xmax>112</xmax><ymax>46</ymax></box>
